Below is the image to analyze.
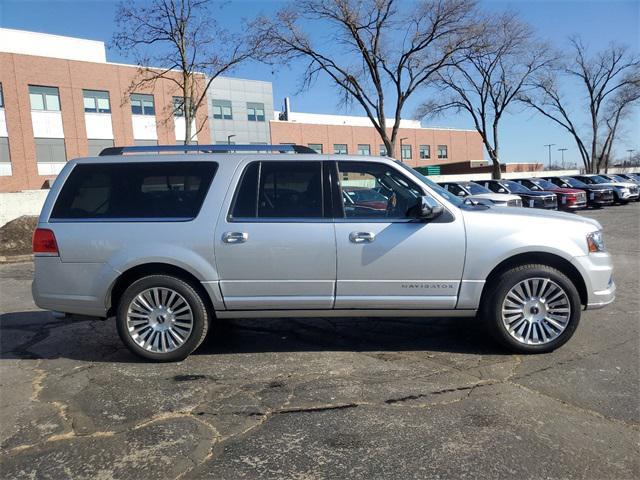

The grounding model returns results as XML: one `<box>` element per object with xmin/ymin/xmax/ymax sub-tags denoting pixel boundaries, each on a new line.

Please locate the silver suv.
<box><xmin>32</xmin><ymin>145</ymin><xmax>615</xmax><ymax>361</ymax></box>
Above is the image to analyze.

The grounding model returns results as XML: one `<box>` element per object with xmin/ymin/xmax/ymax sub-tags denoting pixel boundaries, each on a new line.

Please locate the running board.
<box><xmin>216</xmin><ymin>309</ymin><xmax>477</xmax><ymax>319</ymax></box>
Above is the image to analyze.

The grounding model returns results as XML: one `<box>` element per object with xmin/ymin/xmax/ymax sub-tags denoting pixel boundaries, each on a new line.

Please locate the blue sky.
<box><xmin>1</xmin><ymin>0</ymin><xmax>638</xmax><ymax>165</ymax></box>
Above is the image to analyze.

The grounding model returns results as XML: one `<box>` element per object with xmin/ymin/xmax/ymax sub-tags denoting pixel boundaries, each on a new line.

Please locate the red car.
<box><xmin>342</xmin><ymin>186</ymin><xmax>389</xmax><ymax>211</ymax></box>
<box><xmin>513</xmin><ymin>178</ymin><xmax>587</xmax><ymax>211</ymax></box>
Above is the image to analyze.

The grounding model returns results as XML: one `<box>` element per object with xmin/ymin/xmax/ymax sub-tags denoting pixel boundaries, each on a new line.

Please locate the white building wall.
<box><xmin>0</xmin><ymin>28</ymin><xmax>107</xmax><ymax>63</ymax></box>
<box><xmin>0</xmin><ymin>110</ymin><xmax>7</xmax><ymax>137</ymax></box>
<box><xmin>278</xmin><ymin>111</ymin><xmax>422</xmax><ymax>129</ymax></box>
<box><xmin>131</xmin><ymin>116</ymin><xmax>158</xmax><ymax>140</ymax></box>
<box><xmin>31</xmin><ymin>111</ymin><xmax>65</xmax><ymax>138</ymax></box>
<box><xmin>84</xmin><ymin>113</ymin><xmax>114</xmax><ymax>139</ymax></box>
<box><xmin>173</xmin><ymin>117</ymin><xmax>197</xmax><ymax>142</ymax></box>
<box><xmin>36</xmin><ymin>163</ymin><xmax>65</xmax><ymax>176</ymax></box>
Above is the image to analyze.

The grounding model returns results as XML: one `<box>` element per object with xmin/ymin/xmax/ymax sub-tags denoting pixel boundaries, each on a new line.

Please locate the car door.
<box><xmin>332</xmin><ymin>160</ymin><xmax>466</xmax><ymax>309</ymax></box>
<box><xmin>215</xmin><ymin>160</ymin><xmax>336</xmax><ymax>310</ymax></box>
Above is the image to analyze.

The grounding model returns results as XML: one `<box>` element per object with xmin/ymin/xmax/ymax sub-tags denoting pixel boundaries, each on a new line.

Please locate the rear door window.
<box><xmin>230</xmin><ymin>161</ymin><xmax>324</xmax><ymax>219</ymax></box>
<box><xmin>51</xmin><ymin>161</ymin><xmax>217</xmax><ymax>220</ymax></box>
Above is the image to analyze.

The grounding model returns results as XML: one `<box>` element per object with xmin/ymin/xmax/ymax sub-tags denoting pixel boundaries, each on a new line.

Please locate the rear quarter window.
<box><xmin>50</xmin><ymin>161</ymin><xmax>217</xmax><ymax>220</ymax></box>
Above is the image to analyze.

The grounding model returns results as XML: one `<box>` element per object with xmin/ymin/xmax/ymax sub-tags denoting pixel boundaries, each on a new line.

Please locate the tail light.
<box><xmin>32</xmin><ymin>228</ymin><xmax>59</xmax><ymax>255</ymax></box>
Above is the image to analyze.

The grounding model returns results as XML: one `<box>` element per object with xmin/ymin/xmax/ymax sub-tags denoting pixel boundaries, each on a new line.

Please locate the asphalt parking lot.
<box><xmin>1</xmin><ymin>203</ymin><xmax>638</xmax><ymax>480</ymax></box>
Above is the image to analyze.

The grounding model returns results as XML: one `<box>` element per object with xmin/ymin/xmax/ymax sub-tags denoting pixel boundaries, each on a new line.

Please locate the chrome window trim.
<box><xmin>48</xmin><ymin>217</ymin><xmax>197</xmax><ymax>223</ymax></box>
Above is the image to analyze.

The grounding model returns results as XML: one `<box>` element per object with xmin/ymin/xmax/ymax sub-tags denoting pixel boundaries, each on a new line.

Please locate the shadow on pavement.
<box><xmin>0</xmin><ymin>310</ymin><xmax>508</xmax><ymax>363</ymax></box>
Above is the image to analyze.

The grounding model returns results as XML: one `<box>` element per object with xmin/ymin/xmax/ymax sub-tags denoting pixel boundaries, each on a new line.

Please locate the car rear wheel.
<box><xmin>116</xmin><ymin>275</ymin><xmax>209</xmax><ymax>362</ymax></box>
<box><xmin>482</xmin><ymin>264</ymin><xmax>581</xmax><ymax>353</ymax></box>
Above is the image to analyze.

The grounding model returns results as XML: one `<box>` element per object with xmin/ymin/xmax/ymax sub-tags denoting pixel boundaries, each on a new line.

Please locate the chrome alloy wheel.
<box><xmin>126</xmin><ymin>287</ymin><xmax>194</xmax><ymax>353</ymax></box>
<box><xmin>501</xmin><ymin>277</ymin><xmax>571</xmax><ymax>345</ymax></box>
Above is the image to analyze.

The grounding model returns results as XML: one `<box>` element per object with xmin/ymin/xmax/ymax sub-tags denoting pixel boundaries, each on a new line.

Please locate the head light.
<box><xmin>587</xmin><ymin>230</ymin><xmax>605</xmax><ymax>253</ymax></box>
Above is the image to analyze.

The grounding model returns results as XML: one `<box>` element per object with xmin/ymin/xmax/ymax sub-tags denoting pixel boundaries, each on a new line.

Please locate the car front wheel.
<box><xmin>116</xmin><ymin>275</ymin><xmax>209</xmax><ymax>362</ymax></box>
<box><xmin>483</xmin><ymin>264</ymin><xmax>581</xmax><ymax>353</ymax></box>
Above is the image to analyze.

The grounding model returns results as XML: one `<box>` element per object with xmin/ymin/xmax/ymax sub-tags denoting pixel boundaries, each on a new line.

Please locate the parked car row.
<box><xmin>439</xmin><ymin>173</ymin><xmax>640</xmax><ymax>211</ymax></box>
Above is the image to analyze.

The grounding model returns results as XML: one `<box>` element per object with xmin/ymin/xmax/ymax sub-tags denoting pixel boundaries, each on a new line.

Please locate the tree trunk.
<box><xmin>184</xmin><ymin>74</ymin><xmax>193</xmax><ymax>145</ymax></box>
<box><xmin>381</xmin><ymin>137</ymin><xmax>394</xmax><ymax>159</ymax></box>
<box><xmin>491</xmin><ymin>158</ymin><xmax>502</xmax><ymax>180</ymax></box>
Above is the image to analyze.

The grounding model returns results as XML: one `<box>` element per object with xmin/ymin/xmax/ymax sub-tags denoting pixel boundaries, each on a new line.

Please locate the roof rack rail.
<box><xmin>99</xmin><ymin>144</ymin><xmax>317</xmax><ymax>156</ymax></box>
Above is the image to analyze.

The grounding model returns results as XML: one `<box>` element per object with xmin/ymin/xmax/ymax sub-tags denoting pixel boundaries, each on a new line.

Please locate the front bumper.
<box><xmin>573</xmin><ymin>253</ymin><xmax>616</xmax><ymax>310</ymax></box>
<box><xmin>587</xmin><ymin>192</ymin><xmax>614</xmax><ymax>205</ymax></box>
<box><xmin>560</xmin><ymin>200</ymin><xmax>587</xmax><ymax>211</ymax></box>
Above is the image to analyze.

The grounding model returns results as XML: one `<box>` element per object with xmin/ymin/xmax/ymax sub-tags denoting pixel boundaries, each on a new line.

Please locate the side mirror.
<box><xmin>531</xmin><ymin>186</ymin><xmax>540</xmax><ymax>190</ymax></box>
<box><xmin>457</xmin><ymin>191</ymin><xmax>466</xmax><ymax>197</ymax></box>
<box><xmin>498</xmin><ymin>188</ymin><xmax>506</xmax><ymax>193</ymax></box>
<box><xmin>413</xmin><ymin>195</ymin><xmax>444</xmax><ymax>220</ymax></box>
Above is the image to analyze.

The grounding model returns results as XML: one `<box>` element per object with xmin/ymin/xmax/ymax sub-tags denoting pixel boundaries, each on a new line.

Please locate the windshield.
<box><xmin>560</xmin><ymin>177</ymin><xmax>588</xmax><ymax>188</ymax></box>
<box><xmin>610</xmin><ymin>175</ymin><xmax>628</xmax><ymax>183</ymax></box>
<box><xmin>502</xmin><ymin>180</ymin><xmax>530</xmax><ymax>193</ymax></box>
<box><xmin>532</xmin><ymin>179</ymin><xmax>558</xmax><ymax>190</ymax></box>
<box><xmin>588</xmin><ymin>176</ymin><xmax>609</xmax><ymax>184</ymax></box>
<box><xmin>465</xmin><ymin>182</ymin><xmax>491</xmax><ymax>194</ymax></box>
<box><xmin>395</xmin><ymin>162</ymin><xmax>464</xmax><ymax>206</ymax></box>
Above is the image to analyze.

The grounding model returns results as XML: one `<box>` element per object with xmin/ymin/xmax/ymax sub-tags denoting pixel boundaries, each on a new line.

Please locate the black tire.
<box><xmin>482</xmin><ymin>264</ymin><xmax>581</xmax><ymax>354</ymax></box>
<box><xmin>116</xmin><ymin>275</ymin><xmax>209</xmax><ymax>362</ymax></box>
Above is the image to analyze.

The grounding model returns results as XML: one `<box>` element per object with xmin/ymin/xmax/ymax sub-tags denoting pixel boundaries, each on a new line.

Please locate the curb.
<box><xmin>0</xmin><ymin>254</ymin><xmax>33</xmax><ymax>264</ymax></box>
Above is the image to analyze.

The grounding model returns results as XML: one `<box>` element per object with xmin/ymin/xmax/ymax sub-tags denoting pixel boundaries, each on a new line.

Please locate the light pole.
<box><xmin>399</xmin><ymin>137</ymin><xmax>408</xmax><ymax>163</ymax></box>
<box><xmin>558</xmin><ymin>148</ymin><xmax>568</xmax><ymax>169</ymax></box>
<box><xmin>627</xmin><ymin>149</ymin><xmax>635</xmax><ymax>165</ymax></box>
<box><xmin>544</xmin><ymin>144</ymin><xmax>555</xmax><ymax>166</ymax></box>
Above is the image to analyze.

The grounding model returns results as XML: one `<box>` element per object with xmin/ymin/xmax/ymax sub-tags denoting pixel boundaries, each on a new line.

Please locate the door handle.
<box><xmin>222</xmin><ymin>231</ymin><xmax>248</xmax><ymax>244</ymax></box>
<box><xmin>349</xmin><ymin>231</ymin><xmax>375</xmax><ymax>243</ymax></box>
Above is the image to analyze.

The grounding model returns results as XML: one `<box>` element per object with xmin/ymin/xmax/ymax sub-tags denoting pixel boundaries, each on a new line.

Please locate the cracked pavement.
<box><xmin>1</xmin><ymin>204</ymin><xmax>639</xmax><ymax>479</ymax></box>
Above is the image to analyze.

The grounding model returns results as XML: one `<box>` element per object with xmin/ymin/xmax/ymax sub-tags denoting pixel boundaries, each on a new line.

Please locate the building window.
<box><xmin>83</xmin><ymin>90</ymin><xmax>111</xmax><ymax>114</ymax></box>
<box><xmin>357</xmin><ymin>144</ymin><xmax>371</xmax><ymax>155</ymax></box>
<box><xmin>419</xmin><ymin>145</ymin><xmax>430</xmax><ymax>159</ymax></box>
<box><xmin>173</xmin><ymin>97</ymin><xmax>185</xmax><ymax>117</ymax></box>
<box><xmin>29</xmin><ymin>86</ymin><xmax>60</xmax><ymax>111</ymax></box>
<box><xmin>35</xmin><ymin>138</ymin><xmax>66</xmax><ymax>163</ymax></box>
<box><xmin>87</xmin><ymin>139</ymin><xmax>114</xmax><ymax>157</ymax></box>
<box><xmin>334</xmin><ymin>144</ymin><xmax>348</xmax><ymax>155</ymax></box>
<box><xmin>401</xmin><ymin>144</ymin><xmax>412</xmax><ymax>160</ymax></box>
<box><xmin>437</xmin><ymin>145</ymin><xmax>448</xmax><ymax>159</ymax></box>
<box><xmin>0</xmin><ymin>138</ymin><xmax>10</xmax><ymax>164</ymax></box>
<box><xmin>130</xmin><ymin>93</ymin><xmax>155</xmax><ymax>116</ymax></box>
<box><xmin>379</xmin><ymin>144</ymin><xmax>387</xmax><ymax>156</ymax></box>
<box><xmin>212</xmin><ymin>99</ymin><xmax>232</xmax><ymax>120</ymax></box>
<box><xmin>0</xmin><ymin>83</ymin><xmax>4</xmax><ymax>108</ymax></box>
<box><xmin>247</xmin><ymin>102</ymin><xmax>265</xmax><ymax>122</ymax></box>
<box><xmin>134</xmin><ymin>139</ymin><xmax>158</xmax><ymax>147</ymax></box>
<box><xmin>308</xmin><ymin>143</ymin><xmax>323</xmax><ymax>154</ymax></box>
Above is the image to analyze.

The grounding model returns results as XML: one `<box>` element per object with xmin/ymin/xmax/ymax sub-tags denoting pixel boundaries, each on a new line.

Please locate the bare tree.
<box><xmin>113</xmin><ymin>0</ymin><xmax>254</xmax><ymax>144</ymax></box>
<box><xmin>520</xmin><ymin>39</ymin><xmax>640</xmax><ymax>173</ymax></box>
<box><xmin>418</xmin><ymin>12</ymin><xmax>554</xmax><ymax>179</ymax></box>
<box><xmin>252</xmin><ymin>0</ymin><xmax>478</xmax><ymax>158</ymax></box>
<box><xmin>596</xmin><ymin>83</ymin><xmax>639</xmax><ymax>172</ymax></box>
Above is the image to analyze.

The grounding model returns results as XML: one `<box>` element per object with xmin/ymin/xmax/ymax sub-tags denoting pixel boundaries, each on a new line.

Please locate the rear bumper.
<box><xmin>32</xmin><ymin>256</ymin><xmax>117</xmax><ymax>317</ymax></box>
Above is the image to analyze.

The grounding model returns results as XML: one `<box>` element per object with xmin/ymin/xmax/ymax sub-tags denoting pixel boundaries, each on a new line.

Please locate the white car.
<box><xmin>438</xmin><ymin>181</ymin><xmax>523</xmax><ymax>207</ymax></box>
<box><xmin>573</xmin><ymin>175</ymin><xmax>639</xmax><ymax>203</ymax></box>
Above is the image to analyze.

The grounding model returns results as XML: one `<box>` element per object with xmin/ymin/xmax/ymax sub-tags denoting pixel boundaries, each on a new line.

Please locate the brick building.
<box><xmin>0</xmin><ymin>28</ymin><xmax>486</xmax><ymax>194</ymax></box>
<box><xmin>270</xmin><ymin>109</ymin><xmax>484</xmax><ymax>169</ymax></box>
<box><xmin>0</xmin><ymin>28</ymin><xmax>275</xmax><ymax>193</ymax></box>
